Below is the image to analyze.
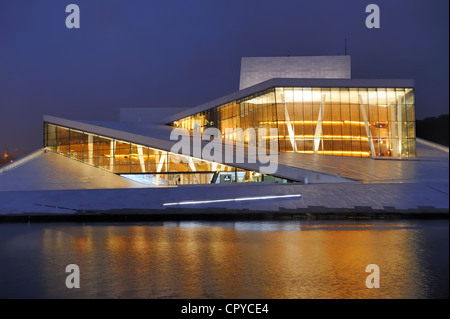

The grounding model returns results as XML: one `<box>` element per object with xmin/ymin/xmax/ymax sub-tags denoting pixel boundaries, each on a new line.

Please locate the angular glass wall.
<box><xmin>172</xmin><ymin>89</ymin><xmax>278</xmax><ymax>151</ymax></box>
<box><xmin>274</xmin><ymin>87</ymin><xmax>415</xmax><ymax>157</ymax></box>
<box><xmin>44</xmin><ymin>123</ymin><xmax>289</xmax><ymax>186</ymax></box>
<box><xmin>172</xmin><ymin>87</ymin><xmax>416</xmax><ymax>158</ymax></box>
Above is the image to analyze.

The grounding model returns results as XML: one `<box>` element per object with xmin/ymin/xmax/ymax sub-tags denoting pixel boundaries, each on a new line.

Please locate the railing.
<box><xmin>0</xmin><ymin>148</ymin><xmax>49</xmax><ymax>174</ymax></box>
<box><xmin>416</xmin><ymin>137</ymin><xmax>449</xmax><ymax>153</ymax></box>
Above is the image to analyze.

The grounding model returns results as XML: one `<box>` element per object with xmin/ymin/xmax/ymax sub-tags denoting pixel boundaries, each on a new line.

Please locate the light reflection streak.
<box><xmin>37</xmin><ymin>221</ymin><xmax>436</xmax><ymax>298</ymax></box>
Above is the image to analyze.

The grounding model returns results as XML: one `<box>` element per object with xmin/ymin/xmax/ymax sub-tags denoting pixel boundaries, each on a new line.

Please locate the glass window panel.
<box><xmin>154</xmin><ymin>150</ymin><xmax>167</xmax><ymax>173</ymax></box>
<box><xmin>368</xmin><ymin>92</ymin><xmax>379</xmax><ymax>126</ymax></box>
<box><xmin>408</xmin><ymin>139</ymin><xmax>416</xmax><ymax>157</ymax></box>
<box><xmin>349</xmin><ymin>89</ymin><xmax>362</xmax><ymax>140</ymax></box>
<box><xmin>406</xmin><ymin>104</ymin><xmax>415</xmax><ymax>122</ymax></box>
<box><xmin>293</xmin><ymin>88</ymin><xmax>304</xmax><ymax>151</ymax></box>
<box><xmin>302</xmin><ymin>88</ymin><xmax>314</xmax><ymax>149</ymax></box>
<box><xmin>275</xmin><ymin>92</ymin><xmax>285</xmax><ymax>151</ymax></box>
<box><xmin>369</xmin><ymin>119</ymin><xmax>380</xmax><ymax>140</ymax></box>
<box><xmin>239</xmin><ymin>102</ymin><xmax>245</xmax><ymax>116</ymax></box>
<box><xmin>399</xmin><ymin>104</ymin><xmax>407</xmax><ymax>124</ymax></box>
<box><xmin>98</xmin><ymin>137</ymin><xmax>114</xmax><ymax>171</ymax></box>
<box><xmin>331</xmin><ymin>89</ymin><xmax>342</xmax><ymax>155</ymax></box>
<box><xmin>360</xmin><ymin>140</ymin><xmax>370</xmax><ymax>157</ymax></box>
<box><xmin>400</xmin><ymin>122</ymin><xmax>408</xmax><ymax>141</ymax></box>
<box><xmin>277</xmin><ymin>125</ymin><xmax>286</xmax><ymax>152</ymax></box>
<box><xmin>401</xmin><ymin>139</ymin><xmax>409</xmax><ymax>157</ymax></box>
<box><xmin>322</xmin><ymin>140</ymin><xmax>332</xmax><ymax>153</ymax></box>
<box><xmin>312</xmin><ymin>88</ymin><xmax>322</xmax><ymax>103</ymax></box>
<box><xmin>331</xmin><ymin>109</ymin><xmax>342</xmax><ymax>150</ymax></box>
<box><xmin>405</xmin><ymin>88</ymin><xmax>415</xmax><ymax>105</ymax></box>
<box><xmin>396</xmin><ymin>88</ymin><xmax>406</xmax><ymax>104</ymax></box>
<box><xmin>247</xmin><ymin>98</ymin><xmax>254</xmax><ymax>115</ymax></box>
<box><xmin>275</xmin><ymin>87</ymin><xmax>284</xmax><ymax>103</ymax></box>
<box><xmin>312</xmin><ymin>88</ymin><xmax>322</xmax><ymax>135</ymax></box>
<box><xmin>378</xmin><ymin>103</ymin><xmax>388</xmax><ymax>122</ymax></box>
<box><xmin>293</xmin><ymin>88</ymin><xmax>303</xmax><ymax>104</ymax></box>
<box><xmin>330</xmin><ymin>88</ymin><xmax>340</xmax><ymax>104</ymax></box>
<box><xmin>388</xmin><ymin>102</ymin><xmax>397</xmax><ymax>123</ymax></box>
<box><xmin>284</xmin><ymin>89</ymin><xmax>295</xmax><ymax>148</ymax></box>
<box><xmin>377</xmin><ymin>89</ymin><xmax>387</xmax><ymax>106</ymax></box>
<box><xmin>283</xmin><ymin>88</ymin><xmax>294</xmax><ymax>103</ymax></box>
<box><xmin>340</xmin><ymin>89</ymin><xmax>351</xmax><ymax>154</ymax></box>
<box><xmin>90</xmin><ymin>136</ymin><xmax>100</xmax><ymax>167</ymax></box>
<box><xmin>351</xmin><ymin>140</ymin><xmax>362</xmax><ymax>156</ymax></box>
<box><xmin>168</xmin><ymin>154</ymin><xmax>189</xmax><ymax>172</ymax></box>
<box><xmin>192</xmin><ymin>159</ymin><xmax>211</xmax><ymax>172</ymax></box>
<box><xmin>378</xmin><ymin>120</ymin><xmax>389</xmax><ymax>140</ymax></box>
<box><xmin>83</xmin><ymin>135</ymin><xmax>95</xmax><ymax>166</ymax></box>
<box><xmin>130</xmin><ymin>143</ymin><xmax>143</xmax><ymax>173</ymax></box>
<box><xmin>141</xmin><ymin>147</ymin><xmax>150</xmax><ymax>173</ymax></box>
<box><xmin>332</xmin><ymin>140</ymin><xmax>343</xmax><ymax>155</ymax></box>
<box><xmin>46</xmin><ymin>124</ymin><xmax>57</xmax><ymax>151</ymax></box>
<box><xmin>284</xmin><ymin>134</ymin><xmax>294</xmax><ymax>152</ymax></box>
<box><xmin>379</xmin><ymin>138</ymin><xmax>390</xmax><ymax>157</ymax></box>
<box><xmin>70</xmin><ymin>130</ymin><xmax>85</xmax><ymax>161</ymax></box>
<box><xmin>396</xmin><ymin>89</ymin><xmax>406</xmax><ymax>128</ymax></box>
<box><xmin>407</xmin><ymin>122</ymin><xmax>415</xmax><ymax>138</ymax></box>
<box><xmin>114</xmin><ymin>141</ymin><xmax>130</xmax><ymax>173</ymax></box>
<box><xmin>322</xmin><ymin>104</ymin><xmax>332</xmax><ymax>138</ymax></box>
<box><xmin>254</xmin><ymin>104</ymin><xmax>261</xmax><ymax>126</ymax></box>
<box><xmin>368</xmin><ymin>88</ymin><xmax>377</xmax><ymax>106</ymax></box>
<box><xmin>233</xmin><ymin>102</ymin><xmax>238</xmax><ymax>118</ymax></box>
<box><xmin>322</xmin><ymin>88</ymin><xmax>332</xmax><ymax>123</ymax></box>
<box><xmin>57</xmin><ymin>126</ymin><xmax>70</xmax><ymax>155</ymax></box>
<box><xmin>146</xmin><ymin>147</ymin><xmax>158</xmax><ymax>172</ymax></box>
<box><xmin>386</xmin><ymin>88</ymin><xmax>397</xmax><ymax>106</ymax></box>
<box><xmin>358</xmin><ymin>88</ymin><xmax>368</xmax><ymax>105</ymax></box>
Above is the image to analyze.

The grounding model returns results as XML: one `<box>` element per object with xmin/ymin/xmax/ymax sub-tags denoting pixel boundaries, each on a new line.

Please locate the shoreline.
<box><xmin>1</xmin><ymin>207</ymin><xmax>448</xmax><ymax>223</ymax></box>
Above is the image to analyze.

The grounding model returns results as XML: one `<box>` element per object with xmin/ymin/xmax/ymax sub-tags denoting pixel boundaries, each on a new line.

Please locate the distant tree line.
<box><xmin>416</xmin><ymin>114</ymin><xmax>449</xmax><ymax>146</ymax></box>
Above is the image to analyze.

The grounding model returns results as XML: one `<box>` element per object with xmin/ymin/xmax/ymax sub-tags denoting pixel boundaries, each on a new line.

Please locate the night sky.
<box><xmin>0</xmin><ymin>0</ymin><xmax>448</xmax><ymax>157</ymax></box>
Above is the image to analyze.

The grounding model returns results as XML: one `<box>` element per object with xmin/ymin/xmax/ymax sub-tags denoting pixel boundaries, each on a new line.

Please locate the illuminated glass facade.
<box><xmin>172</xmin><ymin>87</ymin><xmax>416</xmax><ymax>158</ymax></box>
<box><xmin>44</xmin><ymin>123</ymin><xmax>290</xmax><ymax>186</ymax></box>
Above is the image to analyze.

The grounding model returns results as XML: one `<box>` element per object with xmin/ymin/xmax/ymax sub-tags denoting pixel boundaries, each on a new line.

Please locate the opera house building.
<box><xmin>0</xmin><ymin>56</ymin><xmax>448</xmax><ymax>218</ymax></box>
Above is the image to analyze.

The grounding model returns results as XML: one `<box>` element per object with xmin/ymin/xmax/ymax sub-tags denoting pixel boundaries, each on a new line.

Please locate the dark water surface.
<box><xmin>0</xmin><ymin>219</ymin><xmax>448</xmax><ymax>299</ymax></box>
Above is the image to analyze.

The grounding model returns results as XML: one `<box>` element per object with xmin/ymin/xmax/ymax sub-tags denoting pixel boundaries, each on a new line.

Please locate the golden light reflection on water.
<box><xmin>37</xmin><ymin>221</ymin><xmax>447</xmax><ymax>299</ymax></box>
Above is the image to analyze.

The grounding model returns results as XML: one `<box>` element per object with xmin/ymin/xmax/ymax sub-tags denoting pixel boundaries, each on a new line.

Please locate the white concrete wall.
<box><xmin>239</xmin><ymin>56</ymin><xmax>351</xmax><ymax>90</ymax></box>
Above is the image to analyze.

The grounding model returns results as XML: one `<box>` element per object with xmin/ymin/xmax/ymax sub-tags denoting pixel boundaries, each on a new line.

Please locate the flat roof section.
<box><xmin>277</xmin><ymin>143</ymin><xmax>449</xmax><ymax>183</ymax></box>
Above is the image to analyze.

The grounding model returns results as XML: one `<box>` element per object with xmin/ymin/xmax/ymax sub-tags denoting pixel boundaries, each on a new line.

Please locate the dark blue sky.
<box><xmin>0</xmin><ymin>0</ymin><xmax>448</xmax><ymax>157</ymax></box>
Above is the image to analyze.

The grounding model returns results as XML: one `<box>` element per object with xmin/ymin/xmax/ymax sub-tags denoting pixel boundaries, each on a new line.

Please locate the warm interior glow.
<box><xmin>45</xmin><ymin>123</ymin><xmax>278</xmax><ymax>185</ymax></box>
<box><xmin>260</xmin><ymin>120</ymin><xmax>367</xmax><ymax>125</ymax></box>
<box><xmin>263</xmin><ymin>135</ymin><xmax>369</xmax><ymax>141</ymax></box>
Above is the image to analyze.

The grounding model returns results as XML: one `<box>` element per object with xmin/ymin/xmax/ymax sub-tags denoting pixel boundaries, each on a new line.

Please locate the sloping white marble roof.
<box><xmin>0</xmin><ymin>151</ymin><xmax>144</xmax><ymax>191</ymax></box>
